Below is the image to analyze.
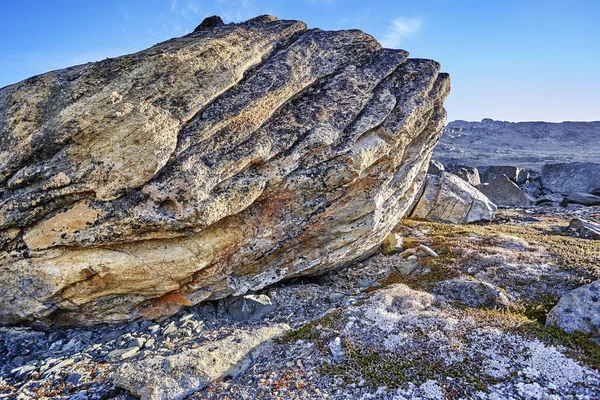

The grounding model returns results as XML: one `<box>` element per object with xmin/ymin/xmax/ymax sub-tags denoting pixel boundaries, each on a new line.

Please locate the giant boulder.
<box><xmin>0</xmin><ymin>16</ymin><xmax>450</xmax><ymax>325</ymax></box>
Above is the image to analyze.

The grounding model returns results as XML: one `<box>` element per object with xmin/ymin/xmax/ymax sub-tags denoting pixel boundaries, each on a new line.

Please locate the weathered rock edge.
<box><xmin>0</xmin><ymin>15</ymin><xmax>450</xmax><ymax>325</ymax></box>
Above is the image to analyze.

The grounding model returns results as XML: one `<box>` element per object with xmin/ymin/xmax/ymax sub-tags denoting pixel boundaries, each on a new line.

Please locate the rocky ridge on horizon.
<box><xmin>434</xmin><ymin>118</ymin><xmax>600</xmax><ymax>169</ymax></box>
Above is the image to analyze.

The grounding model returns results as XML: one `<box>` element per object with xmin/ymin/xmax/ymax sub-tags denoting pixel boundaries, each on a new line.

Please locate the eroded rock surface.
<box><xmin>0</xmin><ymin>15</ymin><xmax>450</xmax><ymax>325</ymax></box>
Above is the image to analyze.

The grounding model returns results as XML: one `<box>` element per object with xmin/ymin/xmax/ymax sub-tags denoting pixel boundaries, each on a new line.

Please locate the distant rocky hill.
<box><xmin>434</xmin><ymin>118</ymin><xmax>600</xmax><ymax>169</ymax></box>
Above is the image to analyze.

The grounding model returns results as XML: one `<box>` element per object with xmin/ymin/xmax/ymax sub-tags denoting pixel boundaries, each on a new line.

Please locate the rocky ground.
<box><xmin>2</xmin><ymin>205</ymin><xmax>599</xmax><ymax>400</ymax></box>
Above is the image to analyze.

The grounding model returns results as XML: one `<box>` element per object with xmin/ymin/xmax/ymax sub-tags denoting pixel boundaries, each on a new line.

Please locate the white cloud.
<box><xmin>379</xmin><ymin>16</ymin><xmax>422</xmax><ymax>48</ymax></box>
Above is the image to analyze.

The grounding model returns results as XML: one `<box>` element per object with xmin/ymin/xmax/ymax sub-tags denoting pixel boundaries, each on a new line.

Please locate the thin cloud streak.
<box><xmin>379</xmin><ymin>17</ymin><xmax>422</xmax><ymax>48</ymax></box>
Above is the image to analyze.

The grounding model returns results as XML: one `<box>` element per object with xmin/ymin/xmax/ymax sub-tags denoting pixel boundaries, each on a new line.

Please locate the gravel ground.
<box><xmin>1</xmin><ymin>206</ymin><xmax>599</xmax><ymax>399</ymax></box>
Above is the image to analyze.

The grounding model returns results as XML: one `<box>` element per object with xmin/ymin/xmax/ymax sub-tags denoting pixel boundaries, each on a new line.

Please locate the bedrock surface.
<box><xmin>0</xmin><ymin>15</ymin><xmax>450</xmax><ymax>325</ymax></box>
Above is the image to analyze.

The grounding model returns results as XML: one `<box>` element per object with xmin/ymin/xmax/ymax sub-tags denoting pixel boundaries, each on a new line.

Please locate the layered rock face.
<box><xmin>0</xmin><ymin>16</ymin><xmax>450</xmax><ymax>325</ymax></box>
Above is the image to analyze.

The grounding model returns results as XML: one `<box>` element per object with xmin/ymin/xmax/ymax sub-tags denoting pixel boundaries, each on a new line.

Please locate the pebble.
<box><xmin>418</xmin><ymin>244</ymin><xmax>439</xmax><ymax>257</ymax></box>
<box><xmin>328</xmin><ymin>337</ymin><xmax>344</xmax><ymax>361</ymax></box>
<box><xmin>328</xmin><ymin>292</ymin><xmax>345</xmax><ymax>303</ymax></box>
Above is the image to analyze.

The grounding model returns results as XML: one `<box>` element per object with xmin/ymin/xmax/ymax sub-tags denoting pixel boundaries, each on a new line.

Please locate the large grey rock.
<box><xmin>546</xmin><ymin>280</ymin><xmax>600</xmax><ymax>338</ymax></box>
<box><xmin>565</xmin><ymin>193</ymin><xmax>600</xmax><ymax>207</ymax></box>
<box><xmin>541</xmin><ymin>162</ymin><xmax>600</xmax><ymax>194</ymax></box>
<box><xmin>435</xmin><ymin>278</ymin><xmax>513</xmax><ymax>308</ymax></box>
<box><xmin>114</xmin><ymin>324</ymin><xmax>288</xmax><ymax>400</ymax></box>
<box><xmin>409</xmin><ymin>172</ymin><xmax>496</xmax><ymax>224</ymax></box>
<box><xmin>567</xmin><ymin>218</ymin><xmax>600</xmax><ymax>240</ymax></box>
<box><xmin>0</xmin><ymin>16</ymin><xmax>450</xmax><ymax>325</ymax></box>
<box><xmin>481</xmin><ymin>175</ymin><xmax>532</xmax><ymax>207</ymax></box>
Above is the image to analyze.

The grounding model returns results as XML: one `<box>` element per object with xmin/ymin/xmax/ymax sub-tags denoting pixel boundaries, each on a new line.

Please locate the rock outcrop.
<box><xmin>0</xmin><ymin>16</ymin><xmax>450</xmax><ymax>325</ymax></box>
<box><xmin>408</xmin><ymin>172</ymin><xmax>496</xmax><ymax>224</ymax></box>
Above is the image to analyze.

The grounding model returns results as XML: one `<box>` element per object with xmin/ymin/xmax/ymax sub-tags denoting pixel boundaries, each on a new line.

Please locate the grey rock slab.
<box><xmin>481</xmin><ymin>175</ymin><xmax>532</xmax><ymax>207</ymax></box>
<box><xmin>409</xmin><ymin>172</ymin><xmax>497</xmax><ymax>224</ymax></box>
<box><xmin>541</xmin><ymin>162</ymin><xmax>600</xmax><ymax>194</ymax></box>
<box><xmin>546</xmin><ymin>280</ymin><xmax>600</xmax><ymax>338</ymax></box>
<box><xmin>114</xmin><ymin>324</ymin><xmax>289</xmax><ymax>400</ymax></box>
<box><xmin>565</xmin><ymin>193</ymin><xmax>600</xmax><ymax>206</ymax></box>
<box><xmin>537</xmin><ymin>193</ymin><xmax>565</xmax><ymax>204</ymax></box>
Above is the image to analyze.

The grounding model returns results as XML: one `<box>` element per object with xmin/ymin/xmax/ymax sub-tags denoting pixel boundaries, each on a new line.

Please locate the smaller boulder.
<box><xmin>564</xmin><ymin>193</ymin><xmax>600</xmax><ymax>207</ymax></box>
<box><xmin>481</xmin><ymin>175</ymin><xmax>532</xmax><ymax>207</ymax></box>
<box><xmin>380</xmin><ymin>233</ymin><xmax>404</xmax><ymax>255</ymax></box>
<box><xmin>590</xmin><ymin>187</ymin><xmax>600</xmax><ymax>196</ymax></box>
<box><xmin>567</xmin><ymin>218</ymin><xmax>600</xmax><ymax>240</ymax></box>
<box><xmin>409</xmin><ymin>173</ymin><xmax>496</xmax><ymax>224</ymax></box>
<box><xmin>435</xmin><ymin>278</ymin><xmax>513</xmax><ymax>308</ymax></box>
<box><xmin>428</xmin><ymin>160</ymin><xmax>445</xmax><ymax>176</ymax></box>
<box><xmin>546</xmin><ymin>280</ymin><xmax>600</xmax><ymax>338</ymax></box>
<box><xmin>226</xmin><ymin>294</ymin><xmax>276</xmax><ymax>321</ymax></box>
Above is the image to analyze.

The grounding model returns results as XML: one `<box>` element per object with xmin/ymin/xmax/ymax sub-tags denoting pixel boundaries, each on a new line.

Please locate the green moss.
<box><xmin>322</xmin><ymin>340</ymin><xmax>490</xmax><ymax>394</ymax></box>
<box><xmin>516</xmin><ymin>294</ymin><xmax>560</xmax><ymax>324</ymax></box>
<box><xmin>276</xmin><ymin>309</ymin><xmax>343</xmax><ymax>346</ymax></box>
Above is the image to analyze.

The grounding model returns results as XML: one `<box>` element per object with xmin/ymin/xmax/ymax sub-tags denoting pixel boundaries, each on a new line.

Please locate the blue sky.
<box><xmin>1</xmin><ymin>0</ymin><xmax>598</xmax><ymax>122</ymax></box>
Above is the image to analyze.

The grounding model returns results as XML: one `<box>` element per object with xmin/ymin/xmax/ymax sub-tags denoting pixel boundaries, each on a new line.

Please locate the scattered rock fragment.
<box><xmin>478</xmin><ymin>165</ymin><xmax>524</xmax><ymax>184</ymax></box>
<box><xmin>451</xmin><ymin>165</ymin><xmax>481</xmax><ymax>186</ymax></box>
<box><xmin>428</xmin><ymin>160</ymin><xmax>445</xmax><ymax>176</ymax></box>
